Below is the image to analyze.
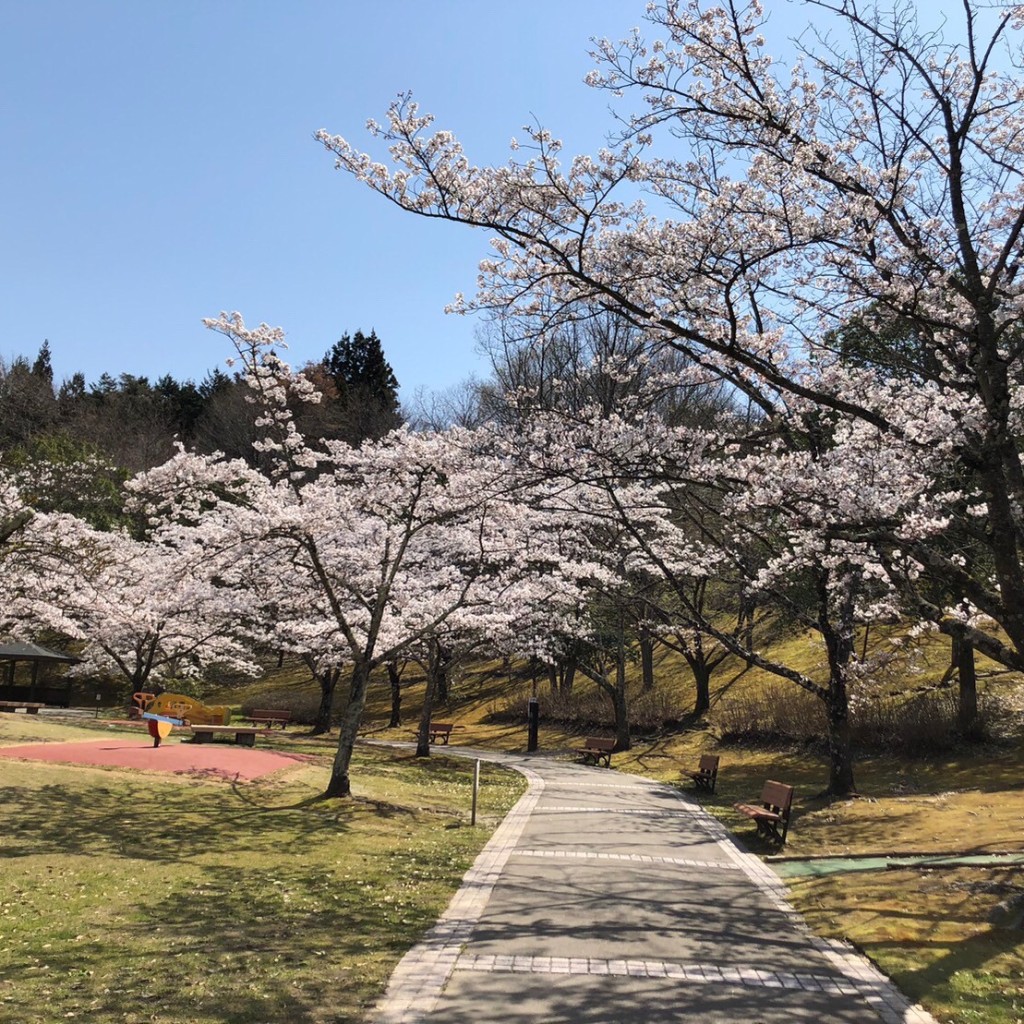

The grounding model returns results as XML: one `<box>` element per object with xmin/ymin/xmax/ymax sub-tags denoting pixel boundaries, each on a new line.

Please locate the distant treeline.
<box><xmin>0</xmin><ymin>331</ymin><xmax>403</xmax><ymax>477</ymax></box>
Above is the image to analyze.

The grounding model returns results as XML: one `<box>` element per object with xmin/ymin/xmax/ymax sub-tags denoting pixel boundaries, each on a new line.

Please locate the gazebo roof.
<box><xmin>0</xmin><ymin>642</ymin><xmax>79</xmax><ymax>663</ymax></box>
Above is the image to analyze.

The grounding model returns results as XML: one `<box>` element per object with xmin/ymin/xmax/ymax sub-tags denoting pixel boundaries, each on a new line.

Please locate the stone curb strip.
<box><xmin>370</xmin><ymin>753</ymin><xmax>940</xmax><ymax>1024</ymax></box>
<box><xmin>371</xmin><ymin>762</ymin><xmax>545</xmax><ymax>1024</ymax></box>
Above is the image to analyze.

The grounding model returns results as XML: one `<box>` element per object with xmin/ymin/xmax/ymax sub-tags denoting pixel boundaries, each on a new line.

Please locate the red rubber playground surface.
<box><xmin>0</xmin><ymin>734</ymin><xmax>319</xmax><ymax>782</ymax></box>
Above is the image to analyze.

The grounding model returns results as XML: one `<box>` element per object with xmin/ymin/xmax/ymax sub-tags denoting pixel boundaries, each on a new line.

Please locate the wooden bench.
<box><xmin>0</xmin><ymin>701</ymin><xmax>44</xmax><ymax>714</ymax></box>
<box><xmin>684</xmin><ymin>753</ymin><xmax>720</xmax><ymax>794</ymax></box>
<box><xmin>734</xmin><ymin>780</ymin><xmax>794</xmax><ymax>844</ymax></box>
<box><xmin>428</xmin><ymin>722</ymin><xmax>454</xmax><ymax>744</ymax></box>
<box><xmin>189</xmin><ymin>725</ymin><xmax>261</xmax><ymax>747</ymax></box>
<box><xmin>575</xmin><ymin>736</ymin><xmax>615</xmax><ymax>768</ymax></box>
<box><xmin>245</xmin><ymin>708</ymin><xmax>291</xmax><ymax>729</ymax></box>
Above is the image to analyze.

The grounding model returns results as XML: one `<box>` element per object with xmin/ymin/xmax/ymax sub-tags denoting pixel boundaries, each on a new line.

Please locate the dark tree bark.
<box><xmin>955</xmin><ymin>635</ymin><xmax>978</xmax><ymax>735</ymax></box>
<box><xmin>819</xmin><ymin>574</ymin><xmax>858</xmax><ymax>798</ymax></box>
<box><xmin>387</xmin><ymin>661</ymin><xmax>404</xmax><ymax>727</ymax></box>
<box><xmin>688</xmin><ymin>658</ymin><xmax>712</xmax><ymax>717</ymax></box>
<box><xmin>639</xmin><ymin>630</ymin><xmax>655</xmax><ymax>691</ymax></box>
<box><xmin>303</xmin><ymin>654</ymin><xmax>342</xmax><ymax>736</ymax></box>
<box><xmin>435</xmin><ymin>641</ymin><xmax>453</xmax><ymax>704</ymax></box>
<box><xmin>325</xmin><ymin>660</ymin><xmax>373</xmax><ymax>798</ymax></box>
<box><xmin>548</xmin><ymin>651</ymin><xmax>578</xmax><ymax>696</ymax></box>
<box><xmin>415</xmin><ymin>660</ymin><xmax>440</xmax><ymax>758</ymax></box>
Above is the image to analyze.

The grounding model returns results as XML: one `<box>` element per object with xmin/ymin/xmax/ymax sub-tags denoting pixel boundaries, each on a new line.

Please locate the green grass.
<box><xmin>0</xmin><ymin>724</ymin><xmax>525</xmax><ymax>1024</ymax></box>
<box><xmin>19</xmin><ymin>629</ymin><xmax>1024</xmax><ymax>1024</ymax></box>
<box><xmin>789</xmin><ymin>866</ymin><xmax>1024</xmax><ymax>1024</ymax></box>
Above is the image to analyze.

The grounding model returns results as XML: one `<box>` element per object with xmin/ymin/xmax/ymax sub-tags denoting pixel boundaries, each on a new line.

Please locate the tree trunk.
<box><xmin>824</xmin><ymin>690</ymin><xmax>856</xmax><ymax>798</ymax></box>
<box><xmin>611</xmin><ymin>688</ymin><xmax>630</xmax><ymax>750</ymax></box>
<box><xmin>640</xmin><ymin>631</ymin><xmax>655</xmax><ymax>691</ymax></box>
<box><xmin>738</xmin><ymin>592</ymin><xmax>756</xmax><ymax>649</ymax></box>
<box><xmin>311</xmin><ymin>665</ymin><xmax>340</xmax><ymax>736</ymax></box>
<box><xmin>561</xmin><ymin>653</ymin><xmax>577</xmax><ymax>695</ymax></box>
<box><xmin>690</xmin><ymin>660</ymin><xmax>711</xmax><ymax>717</ymax></box>
<box><xmin>820</xmin><ymin>573</ymin><xmax>858</xmax><ymax>798</ymax></box>
<box><xmin>415</xmin><ymin>659</ymin><xmax>440</xmax><ymax>758</ymax></box>
<box><xmin>955</xmin><ymin>635</ymin><xmax>978</xmax><ymax>735</ymax></box>
<box><xmin>387</xmin><ymin>662</ymin><xmax>403</xmax><ymax>728</ymax></box>
<box><xmin>550</xmin><ymin>653</ymin><xmax>577</xmax><ymax>696</ymax></box>
<box><xmin>325</xmin><ymin>661</ymin><xmax>372</xmax><ymax>798</ymax></box>
<box><xmin>612</xmin><ymin>644</ymin><xmax>631</xmax><ymax>750</ymax></box>
<box><xmin>435</xmin><ymin>641</ymin><xmax>452</xmax><ymax>704</ymax></box>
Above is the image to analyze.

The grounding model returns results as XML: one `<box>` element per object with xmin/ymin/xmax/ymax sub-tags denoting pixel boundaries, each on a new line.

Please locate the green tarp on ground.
<box><xmin>772</xmin><ymin>852</ymin><xmax>1024</xmax><ymax>877</ymax></box>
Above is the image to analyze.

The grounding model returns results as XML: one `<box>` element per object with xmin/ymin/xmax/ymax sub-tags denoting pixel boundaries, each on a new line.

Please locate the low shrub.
<box><xmin>712</xmin><ymin>683</ymin><xmax>1004</xmax><ymax>754</ymax></box>
<box><xmin>488</xmin><ymin>681</ymin><xmax>689</xmax><ymax>734</ymax></box>
<box><xmin>240</xmin><ymin>686</ymin><xmax>350</xmax><ymax>727</ymax></box>
<box><xmin>712</xmin><ymin>685</ymin><xmax>825</xmax><ymax>745</ymax></box>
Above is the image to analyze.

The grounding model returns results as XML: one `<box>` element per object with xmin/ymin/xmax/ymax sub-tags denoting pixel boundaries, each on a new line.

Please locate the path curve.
<box><xmin>371</xmin><ymin>746</ymin><xmax>938</xmax><ymax>1024</ymax></box>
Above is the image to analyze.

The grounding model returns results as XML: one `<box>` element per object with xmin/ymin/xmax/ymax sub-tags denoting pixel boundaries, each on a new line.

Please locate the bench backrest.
<box><xmin>430</xmin><ymin>722</ymin><xmax>453</xmax><ymax>730</ymax></box>
<box><xmin>253</xmin><ymin>709</ymin><xmax>290</xmax><ymax>718</ymax></box>
<box><xmin>760</xmin><ymin>780</ymin><xmax>794</xmax><ymax>816</ymax></box>
<box><xmin>585</xmin><ymin>737</ymin><xmax>616</xmax><ymax>751</ymax></box>
<box><xmin>697</xmin><ymin>754</ymin><xmax>720</xmax><ymax>775</ymax></box>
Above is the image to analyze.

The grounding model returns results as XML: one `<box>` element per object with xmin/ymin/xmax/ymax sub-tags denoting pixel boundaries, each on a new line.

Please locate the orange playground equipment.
<box><xmin>131</xmin><ymin>691</ymin><xmax>231</xmax><ymax>728</ymax></box>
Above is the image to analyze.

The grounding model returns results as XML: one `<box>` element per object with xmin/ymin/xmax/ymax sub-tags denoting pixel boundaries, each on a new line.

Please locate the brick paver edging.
<box><xmin>367</xmin><ymin>748</ymin><xmax>940</xmax><ymax>1024</ymax></box>
<box><xmin>370</xmin><ymin>758</ymin><xmax>545</xmax><ymax>1024</ymax></box>
<box><xmin>658</xmin><ymin>783</ymin><xmax>941</xmax><ymax>1024</ymax></box>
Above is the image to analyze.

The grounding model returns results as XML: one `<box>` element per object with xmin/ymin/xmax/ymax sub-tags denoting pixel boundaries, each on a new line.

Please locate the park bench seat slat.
<box><xmin>428</xmin><ymin>723</ymin><xmax>454</xmax><ymax>744</ymax></box>
<box><xmin>575</xmin><ymin>737</ymin><xmax>615</xmax><ymax>768</ymax></box>
<box><xmin>734</xmin><ymin>780</ymin><xmax>794</xmax><ymax>845</ymax></box>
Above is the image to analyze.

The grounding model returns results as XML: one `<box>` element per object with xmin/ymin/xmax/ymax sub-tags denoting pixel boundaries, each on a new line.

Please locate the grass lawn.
<box><xmin>9</xmin><ymin>635</ymin><xmax>1024</xmax><ymax>1024</ymax></box>
<box><xmin>0</xmin><ymin>716</ymin><xmax>525</xmax><ymax>1024</ymax></box>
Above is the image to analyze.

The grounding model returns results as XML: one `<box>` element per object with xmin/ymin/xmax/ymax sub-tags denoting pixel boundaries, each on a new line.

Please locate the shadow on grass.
<box><xmin>6</xmin><ymin>857</ymin><xmax>435</xmax><ymax>1023</ymax></box>
<box><xmin>881</xmin><ymin>922</ymin><xmax>1024</xmax><ymax>1012</ymax></box>
<box><xmin>0</xmin><ymin>781</ymin><xmax>358</xmax><ymax>862</ymax></box>
<box><xmin>793</xmin><ymin>868</ymin><xmax>1024</xmax><ymax>1020</ymax></box>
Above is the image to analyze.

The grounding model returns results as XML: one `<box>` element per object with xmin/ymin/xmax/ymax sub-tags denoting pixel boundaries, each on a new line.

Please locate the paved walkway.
<box><xmin>371</xmin><ymin>749</ymin><xmax>937</xmax><ymax>1024</ymax></box>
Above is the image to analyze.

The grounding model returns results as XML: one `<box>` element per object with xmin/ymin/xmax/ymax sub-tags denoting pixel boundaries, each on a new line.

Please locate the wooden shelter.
<box><xmin>0</xmin><ymin>642</ymin><xmax>78</xmax><ymax>706</ymax></box>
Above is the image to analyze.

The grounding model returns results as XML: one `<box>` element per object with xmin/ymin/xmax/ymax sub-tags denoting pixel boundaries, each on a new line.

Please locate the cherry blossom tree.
<box><xmin>487</xmin><ymin>393</ymin><xmax>947</xmax><ymax>795</ymax></box>
<box><xmin>3</xmin><ymin>516</ymin><xmax>260</xmax><ymax>696</ymax></box>
<box><xmin>0</xmin><ymin>471</ymin><xmax>33</xmax><ymax>549</ymax></box>
<box><xmin>317</xmin><ymin>0</ymin><xmax>1024</xmax><ymax>675</ymax></box>
<box><xmin>134</xmin><ymin>315</ymin><xmax>552</xmax><ymax>797</ymax></box>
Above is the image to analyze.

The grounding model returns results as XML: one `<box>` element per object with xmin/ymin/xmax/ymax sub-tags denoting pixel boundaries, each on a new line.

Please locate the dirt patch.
<box><xmin>0</xmin><ymin>736</ymin><xmax>317</xmax><ymax>782</ymax></box>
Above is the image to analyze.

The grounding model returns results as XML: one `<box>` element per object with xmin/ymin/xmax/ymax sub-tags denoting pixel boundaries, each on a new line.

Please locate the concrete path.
<box><xmin>371</xmin><ymin>750</ymin><xmax>937</xmax><ymax>1024</ymax></box>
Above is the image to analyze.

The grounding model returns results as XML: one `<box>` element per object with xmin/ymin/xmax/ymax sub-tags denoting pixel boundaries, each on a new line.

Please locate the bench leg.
<box><xmin>238</xmin><ymin>733</ymin><xmax>256</xmax><ymax>747</ymax></box>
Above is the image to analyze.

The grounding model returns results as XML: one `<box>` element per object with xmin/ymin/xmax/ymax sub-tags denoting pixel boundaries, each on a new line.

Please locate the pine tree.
<box><xmin>31</xmin><ymin>340</ymin><xmax>53</xmax><ymax>384</ymax></box>
<box><xmin>321</xmin><ymin>330</ymin><xmax>402</xmax><ymax>443</ymax></box>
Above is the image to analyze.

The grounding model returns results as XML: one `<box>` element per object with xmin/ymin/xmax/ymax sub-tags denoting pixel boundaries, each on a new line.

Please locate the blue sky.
<box><xmin>0</xmin><ymin>0</ymin><xmax>641</xmax><ymax>399</ymax></box>
<box><xmin>0</xmin><ymin>0</ymin><xmax>970</xmax><ymax>401</ymax></box>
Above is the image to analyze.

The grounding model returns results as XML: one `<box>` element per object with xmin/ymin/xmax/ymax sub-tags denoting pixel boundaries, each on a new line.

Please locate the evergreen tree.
<box><xmin>321</xmin><ymin>330</ymin><xmax>402</xmax><ymax>443</ymax></box>
<box><xmin>31</xmin><ymin>341</ymin><xmax>53</xmax><ymax>384</ymax></box>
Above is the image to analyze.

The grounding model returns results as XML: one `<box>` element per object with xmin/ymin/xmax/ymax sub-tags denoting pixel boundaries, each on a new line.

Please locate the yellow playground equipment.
<box><xmin>131</xmin><ymin>691</ymin><xmax>231</xmax><ymax>747</ymax></box>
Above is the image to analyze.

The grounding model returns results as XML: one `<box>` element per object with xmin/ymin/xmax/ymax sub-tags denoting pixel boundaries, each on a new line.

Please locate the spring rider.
<box><xmin>132</xmin><ymin>691</ymin><xmax>231</xmax><ymax>747</ymax></box>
